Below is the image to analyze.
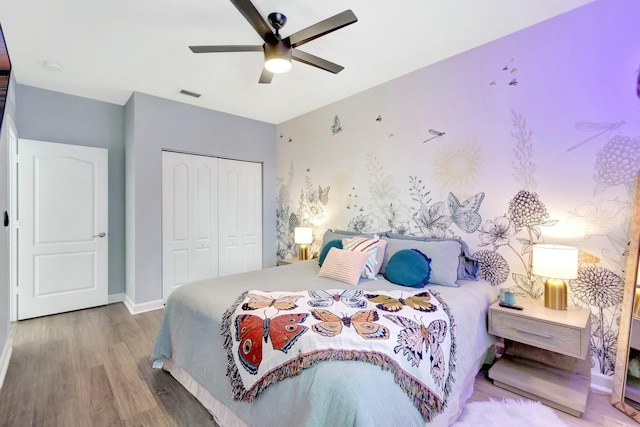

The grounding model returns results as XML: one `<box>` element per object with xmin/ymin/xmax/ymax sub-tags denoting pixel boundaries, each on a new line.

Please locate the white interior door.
<box><xmin>218</xmin><ymin>158</ymin><xmax>262</xmax><ymax>277</ymax></box>
<box><xmin>17</xmin><ymin>139</ymin><xmax>108</xmax><ymax>320</ymax></box>
<box><xmin>162</xmin><ymin>151</ymin><xmax>218</xmax><ymax>301</ymax></box>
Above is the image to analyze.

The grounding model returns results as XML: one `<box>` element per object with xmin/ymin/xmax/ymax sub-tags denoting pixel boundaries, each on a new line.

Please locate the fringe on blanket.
<box><xmin>220</xmin><ymin>289</ymin><xmax>457</xmax><ymax>422</ymax></box>
<box><xmin>430</xmin><ymin>289</ymin><xmax>457</xmax><ymax>404</ymax></box>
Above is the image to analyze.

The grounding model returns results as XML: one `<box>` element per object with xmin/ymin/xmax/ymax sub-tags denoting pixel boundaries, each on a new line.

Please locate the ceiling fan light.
<box><xmin>264</xmin><ymin>41</ymin><xmax>292</xmax><ymax>74</ymax></box>
<box><xmin>265</xmin><ymin>57</ymin><xmax>291</xmax><ymax>73</ymax></box>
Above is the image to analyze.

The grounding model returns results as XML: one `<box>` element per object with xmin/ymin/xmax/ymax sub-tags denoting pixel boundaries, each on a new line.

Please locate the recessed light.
<box><xmin>43</xmin><ymin>61</ymin><xmax>63</xmax><ymax>71</ymax></box>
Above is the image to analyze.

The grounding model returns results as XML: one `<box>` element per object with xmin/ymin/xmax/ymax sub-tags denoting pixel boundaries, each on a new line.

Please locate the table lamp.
<box><xmin>294</xmin><ymin>227</ymin><xmax>313</xmax><ymax>260</ymax></box>
<box><xmin>532</xmin><ymin>244</ymin><xmax>578</xmax><ymax>310</ymax></box>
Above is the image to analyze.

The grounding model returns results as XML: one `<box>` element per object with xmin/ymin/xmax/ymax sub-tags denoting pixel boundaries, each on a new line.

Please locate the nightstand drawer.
<box><xmin>490</xmin><ymin>311</ymin><xmax>583</xmax><ymax>357</ymax></box>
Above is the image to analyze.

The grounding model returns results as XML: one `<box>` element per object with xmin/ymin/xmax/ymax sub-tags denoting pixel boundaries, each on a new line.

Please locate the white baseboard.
<box><xmin>0</xmin><ymin>337</ymin><xmax>13</xmax><ymax>391</ymax></box>
<box><xmin>108</xmin><ymin>293</ymin><xmax>125</xmax><ymax>304</ymax></box>
<box><xmin>591</xmin><ymin>371</ymin><xmax>613</xmax><ymax>393</ymax></box>
<box><xmin>123</xmin><ymin>294</ymin><xmax>164</xmax><ymax>315</ymax></box>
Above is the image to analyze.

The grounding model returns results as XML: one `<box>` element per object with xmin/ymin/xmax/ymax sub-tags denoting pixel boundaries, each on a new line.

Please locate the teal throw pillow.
<box><xmin>383</xmin><ymin>249</ymin><xmax>431</xmax><ymax>288</ymax></box>
<box><xmin>319</xmin><ymin>240</ymin><xmax>343</xmax><ymax>266</ymax></box>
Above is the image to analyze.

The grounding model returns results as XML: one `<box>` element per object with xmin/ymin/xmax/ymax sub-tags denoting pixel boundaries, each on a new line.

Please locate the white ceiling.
<box><xmin>0</xmin><ymin>0</ymin><xmax>592</xmax><ymax>124</ymax></box>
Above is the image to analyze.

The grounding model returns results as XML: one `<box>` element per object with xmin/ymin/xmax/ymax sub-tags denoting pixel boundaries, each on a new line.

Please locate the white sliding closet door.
<box><xmin>218</xmin><ymin>158</ymin><xmax>262</xmax><ymax>277</ymax></box>
<box><xmin>162</xmin><ymin>151</ymin><xmax>219</xmax><ymax>301</ymax></box>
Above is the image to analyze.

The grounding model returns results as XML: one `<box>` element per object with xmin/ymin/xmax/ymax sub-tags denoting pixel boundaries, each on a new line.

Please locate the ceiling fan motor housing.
<box><xmin>264</xmin><ymin>39</ymin><xmax>292</xmax><ymax>73</ymax></box>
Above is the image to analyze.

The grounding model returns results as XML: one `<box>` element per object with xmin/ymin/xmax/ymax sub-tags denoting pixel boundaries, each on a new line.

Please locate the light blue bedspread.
<box><xmin>152</xmin><ymin>261</ymin><xmax>498</xmax><ymax>427</ymax></box>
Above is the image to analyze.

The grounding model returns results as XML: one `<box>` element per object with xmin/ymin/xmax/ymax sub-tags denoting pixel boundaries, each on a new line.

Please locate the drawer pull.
<box><xmin>514</xmin><ymin>327</ymin><xmax>553</xmax><ymax>339</ymax></box>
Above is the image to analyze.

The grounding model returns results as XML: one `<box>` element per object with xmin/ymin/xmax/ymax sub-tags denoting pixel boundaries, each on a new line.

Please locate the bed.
<box><xmin>152</xmin><ymin>233</ymin><xmax>499</xmax><ymax>427</ymax></box>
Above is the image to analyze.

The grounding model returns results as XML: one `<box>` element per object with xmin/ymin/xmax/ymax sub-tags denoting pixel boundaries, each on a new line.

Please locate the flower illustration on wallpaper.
<box><xmin>296</xmin><ymin>174</ymin><xmax>329</xmax><ymax>227</ymax></box>
<box><xmin>508</xmin><ymin>190</ymin><xmax>556</xmax><ymax>231</ymax></box>
<box><xmin>366</xmin><ymin>155</ymin><xmax>409</xmax><ymax>231</ymax></box>
<box><xmin>408</xmin><ymin>175</ymin><xmax>485</xmax><ymax>237</ymax></box>
<box><xmin>475</xmin><ymin>216</ymin><xmax>520</xmax><ymax>287</ymax></box>
<box><xmin>566</xmin><ymin>121</ymin><xmax>625</xmax><ymax>153</ymax></box>
<box><xmin>472</xmin><ymin>249</ymin><xmax>510</xmax><ymax>286</ymax></box>
<box><xmin>593</xmin><ymin>134</ymin><xmax>640</xmax><ymax>196</ymax></box>
<box><xmin>567</xmin><ymin>200</ymin><xmax>628</xmax><ymax>238</ymax></box>
<box><xmin>413</xmin><ymin>202</ymin><xmax>453</xmax><ymax>238</ymax></box>
<box><xmin>570</xmin><ymin>265</ymin><xmax>624</xmax><ymax>374</ymax></box>
<box><xmin>473</xmin><ymin>191</ymin><xmax>556</xmax><ymax>294</ymax></box>
<box><xmin>347</xmin><ymin>214</ymin><xmax>373</xmax><ymax>233</ymax></box>
<box><xmin>478</xmin><ymin>216</ymin><xmax>517</xmax><ymax>249</ymax></box>
<box><xmin>275</xmin><ymin>201</ymin><xmax>293</xmax><ymax>259</ymax></box>
<box><xmin>408</xmin><ymin>176</ymin><xmax>447</xmax><ymax>238</ymax></box>
<box><xmin>511</xmin><ymin>110</ymin><xmax>536</xmax><ymax>193</ymax></box>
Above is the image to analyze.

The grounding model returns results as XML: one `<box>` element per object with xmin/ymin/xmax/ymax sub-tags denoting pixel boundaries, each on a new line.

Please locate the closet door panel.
<box><xmin>218</xmin><ymin>158</ymin><xmax>262</xmax><ymax>277</ymax></box>
<box><xmin>162</xmin><ymin>152</ymin><xmax>218</xmax><ymax>301</ymax></box>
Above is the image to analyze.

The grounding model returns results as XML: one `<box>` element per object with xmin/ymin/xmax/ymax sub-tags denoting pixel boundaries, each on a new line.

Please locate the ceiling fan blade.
<box><xmin>189</xmin><ymin>45</ymin><xmax>263</xmax><ymax>53</ymax></box>
<box><xmin>230</xmin><ymin>0</ymin><xmax>276</xmax><ymax>43</ymax></box>
<box><xmin>292</xmin><ymin>50</ymin><xmax>344</xmax><ymax>74</ymax></box>
<box><xmin>287</xmin><ymin>10</ymin><xmax>357</xmax><ymax>48</ymax></box>
<box><xmin>258</xmin><ymin>68</ymin><xmax>274</xmax><ymax>84</ymax></box>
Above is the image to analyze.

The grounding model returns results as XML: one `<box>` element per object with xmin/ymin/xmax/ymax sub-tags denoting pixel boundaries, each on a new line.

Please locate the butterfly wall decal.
<box><xmin>331</xmin><ymin>115</ymin><xmax>343</xmax><ymax>135</ymax></box>
<box><xmin>308</xmin><ymin>289</ymin><xmax>367</xmax><ymax>309</ymax></box>
<box><xmin>364</xmin><ymin>292</ymin><xmax>437</xmax><ymax>313</ymax></box>
<box><xmin>447</xmin><ymin>192</ymin><xmax>484</xmax><ymax>233</ymax></box>
<box><xmin>310</xmin><ymin>309</ymin><xmax>389</xmax><ymax>340</ymax></box>
<box><xmin>318</xmin><ymin>185</ymin><xmax>330</xmax><ymax>205</ymax></box>
<box><xmin>384</xmin><ymin>315</ymin><xmax>447</xmax><ymax>387</ymax></box>
<box><xmin>241</xmin><ymin>293</ymin><xmax>304</xmax><ymax>311</ymax></box>
<box><xmin>235</xmin><ymin>313</ymin><xmax>309</xmax><ymax>374</ymax></box>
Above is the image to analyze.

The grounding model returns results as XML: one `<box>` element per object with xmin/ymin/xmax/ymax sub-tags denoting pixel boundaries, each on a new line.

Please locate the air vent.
<box><xmin>179</xmin><ymin>89</ymin><xmax>201</xmax><ymax>98</ymax></box>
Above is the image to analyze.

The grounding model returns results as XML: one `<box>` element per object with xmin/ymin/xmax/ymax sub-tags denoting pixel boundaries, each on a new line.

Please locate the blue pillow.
<box><xmin>383</xmin><ymin>249</ymin><xmax>431</xmax><ymax>288</ymax></box>
<box><xmin>319</xmin><ymin>240</ymin><xmax>343</xmax><ymax>266</ymax></box>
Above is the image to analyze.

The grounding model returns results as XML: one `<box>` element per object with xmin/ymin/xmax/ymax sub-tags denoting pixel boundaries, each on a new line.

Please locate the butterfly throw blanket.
<box><xmin>221</xmin><ymin>288</ymin><xmax>457</xmax><ymax>421</ymax></box>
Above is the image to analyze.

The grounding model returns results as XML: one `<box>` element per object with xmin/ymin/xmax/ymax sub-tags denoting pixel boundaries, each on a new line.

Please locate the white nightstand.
<box><xmin>487</xmin><ymin>298</ymin><xmax>591</xmax><ymax>417</ymax></box>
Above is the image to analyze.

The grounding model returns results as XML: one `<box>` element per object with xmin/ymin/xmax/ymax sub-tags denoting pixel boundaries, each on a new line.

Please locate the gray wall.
<box><xmin>15</xmin><ymin>85</ymin><xmax>126</xmax><ymax>296</ymax></box>
<box><xmin>125</xmin><ymin>92</ymin><xmax>276</xmax><ymax>305</ymax></box>
<box><xmin>0</xmin><ymin>73</ymin><xmax>16</xmax><ymax>365</ymax></box>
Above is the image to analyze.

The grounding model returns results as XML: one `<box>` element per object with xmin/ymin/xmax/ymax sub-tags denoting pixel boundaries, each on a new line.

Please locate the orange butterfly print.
<box><xmin>310</xmin><ymin>309</ymin><xmax>389</xmax><ymax>340</ymax></box>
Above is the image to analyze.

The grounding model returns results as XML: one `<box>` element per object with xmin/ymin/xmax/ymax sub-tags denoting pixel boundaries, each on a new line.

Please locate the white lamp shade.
<box><xmin>294</xmin><ymin>227</ymin><xmax>313</xmax><ymax>245</ymax></box>
<box><xmin>265</xmin><ymin>57</ymin><xmax>292</xmax><ymax>73</ymax></box>
<box><xmin>532</xmin><ymin>244</ymin><xmax>578</xmax><ymax>279</ymax></box>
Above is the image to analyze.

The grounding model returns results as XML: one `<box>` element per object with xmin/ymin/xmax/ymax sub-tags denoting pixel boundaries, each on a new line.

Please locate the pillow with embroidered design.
<box><xmin>342</xmin><ymin>237</ymin><xmax>379</xmax><ymax>279</ymax></box>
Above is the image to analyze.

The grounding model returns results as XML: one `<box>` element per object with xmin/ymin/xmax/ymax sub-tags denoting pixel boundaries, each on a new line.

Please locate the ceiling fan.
<box><xmin>189</xmin><ymin>0</ymin><xmax>358</xmax><ymax>84</ymax></box>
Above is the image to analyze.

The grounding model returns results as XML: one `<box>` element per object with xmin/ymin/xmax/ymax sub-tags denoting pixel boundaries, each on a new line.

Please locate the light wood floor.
<box><xmin>0</xmin><ymin>303</ymin><xmax>635</xmax><ymax>426</ymax></box>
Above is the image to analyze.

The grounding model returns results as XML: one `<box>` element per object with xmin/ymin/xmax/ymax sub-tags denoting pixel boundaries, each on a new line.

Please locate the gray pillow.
<box><xmin>381</xmin><ymin>237</ymin><xmax>471</xmax><ymax>287</ymax></box>
<box><xmin>385</xmin><ymin>233</ymin><xmax>479</xmax><ymax>281</ymax></box>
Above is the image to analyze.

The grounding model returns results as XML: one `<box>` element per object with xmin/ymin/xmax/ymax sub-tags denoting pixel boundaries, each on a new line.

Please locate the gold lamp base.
<box><xmin>298</xmin><ymin>245</ymin><xmax>309</xmax><ymax>260</ymax></box>
<box><xmin>544</xmin><ymin>278</ymin><xmax>567</xmax><ymax>310</ymax></box>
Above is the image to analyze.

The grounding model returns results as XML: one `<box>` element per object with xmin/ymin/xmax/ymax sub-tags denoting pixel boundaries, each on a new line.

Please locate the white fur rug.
<box><xmin>453</xmin><ymin>398</ymin><xmax>568</xmax><ymax>427</ymax></box>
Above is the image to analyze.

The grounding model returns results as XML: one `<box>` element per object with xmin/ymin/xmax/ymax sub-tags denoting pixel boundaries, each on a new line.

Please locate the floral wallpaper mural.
<box><xmin>275</xmin><ymin>0</ymin><xmax>638</xmax><ymax>380</ymax></box>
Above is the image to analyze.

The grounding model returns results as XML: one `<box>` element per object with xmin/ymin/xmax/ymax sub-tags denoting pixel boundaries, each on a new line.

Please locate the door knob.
<box><xmin>94</xmin><ymin>232</ymin><xmax>106</xmax><ymax>238</ymax></box>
